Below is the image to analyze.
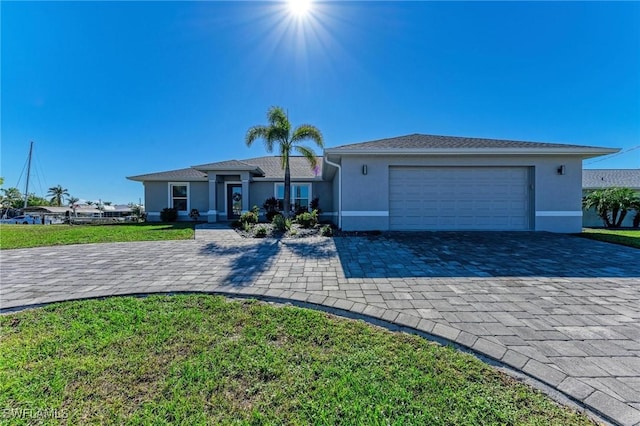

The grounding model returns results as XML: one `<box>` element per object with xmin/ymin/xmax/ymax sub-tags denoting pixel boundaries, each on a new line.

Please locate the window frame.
<box><xmin>274</xmin><ymin>183</ymin><xmax>312</xmax><ymax>212</ymax></box>
<box><xmin>168</xmin><ymin>182</ymin><xmax>190</xmax><ymax>213</ymax></box>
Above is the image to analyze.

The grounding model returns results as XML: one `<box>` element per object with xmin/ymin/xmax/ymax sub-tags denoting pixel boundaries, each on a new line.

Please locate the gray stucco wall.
<box><xmin>145</xmin><ymin>181</ymin><xmax>209</xmax><ymax>222</ymax></box>
<box><xmin>190</xmin><ymin>182</ymin><xmax>209</xmax><ymax>216</ymax></box>
<box><xmin>144</xmin><ymin>182</ymin><xmax>168</xmax><ymax>216</ymax></box>
<box><xmin>337</xmin><ymin>154</ymin><xmax>584</xmax><ymax>233</ymax></box>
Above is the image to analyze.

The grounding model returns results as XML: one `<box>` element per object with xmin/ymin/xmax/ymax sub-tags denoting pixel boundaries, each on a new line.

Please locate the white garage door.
<box><xmin>389</xmin><ymin>167</ymin><xmax>531</xmax><ymax>230</ymax></box>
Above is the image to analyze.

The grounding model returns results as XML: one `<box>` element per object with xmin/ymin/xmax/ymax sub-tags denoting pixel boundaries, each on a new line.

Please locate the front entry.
<box><xmin>227</xmin><ymin>184</ymin><xmax>243</xmax><ymax>219</ymax></box>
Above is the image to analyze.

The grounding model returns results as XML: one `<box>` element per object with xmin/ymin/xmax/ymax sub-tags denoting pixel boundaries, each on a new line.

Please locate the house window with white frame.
<box><xmin>170</xmin><ymin>184</ymin><xmax>188</xmax><ymax>211</ymax></box>
<box><xmin>275</xmin><ymin>183</ymin><xmax>311</xmax><ymax>212</ymax></box>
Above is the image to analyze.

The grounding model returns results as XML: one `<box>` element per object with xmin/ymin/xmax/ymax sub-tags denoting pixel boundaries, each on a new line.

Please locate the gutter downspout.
<box><xmin>323</xmin><ymin>155</ymin><xmax>342</xmax><ymax>229</ymax></box>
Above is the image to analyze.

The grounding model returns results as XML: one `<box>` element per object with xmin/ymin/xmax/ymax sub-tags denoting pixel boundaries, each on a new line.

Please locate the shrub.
<box><xmin>263</xmin><ymin>197</ymin><xmax>279</xmax><ymax>221</ymax></box>
<box><xmin>239</xmin><ymin>205</ymin><xmax>259</xmax><ymax>226</ymax></box>
<box><xmin>255</xmin><ymin>226</ymin><xmax>268</xmax><ymax>238</ymax></box>
<box><xmin>320</xmin><ymin>224</ymin><xmax>333</xmax><ymax>237</ymax></box>
<box><xmin>272</xmin><ymin>214</ymin><xmax>292</xmax><ymax>232</ymax></box>
<box><xmin>634</xmin><ymin>211</ymin><xmax>640</xmax><ymax>228</ymax></box>
<box><xmin>310</xmin><ymin>197</ymin><xmax>321</xmax><ymax>213</ymax></box>
<box><xmin>294</xmin><ymin>205</ymin><xmax>309</xmax><ymax>216</ymax></box>
<box><xmin>266</xmin><ymin>211</ymin><xmax>282</xmax><ymax>222</ymax></box>
<box><xmin>242</xmin><ymin>222</ymin><xmax>252</xmax><ymax>232</ymax></box>
<box><xmin>296</xmin><ymin>209</ymin><xmax>319</xmax><ymax>228</ymax></box>
<box><xmin>583</xmin><ymin>187</ymin><xmax>640</xmax><ymax>228</ymax></box>
<box><xmin>160</xmin><ymin>207</ymin><xmax>178</xmax><ymax>222</ymax></box>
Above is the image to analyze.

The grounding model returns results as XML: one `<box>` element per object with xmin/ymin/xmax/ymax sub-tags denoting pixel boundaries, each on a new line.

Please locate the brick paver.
<box><xmin>1</xmin><ymin>227</ymin><xmax>639</xmax><ymax>425</ymax></box>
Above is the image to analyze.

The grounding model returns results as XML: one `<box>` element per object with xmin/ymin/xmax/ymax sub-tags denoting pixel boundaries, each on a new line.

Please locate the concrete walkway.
<box><xmin>1</xmin><ymin>227</ymin><xmax>639</xmax><ymax>425</ymax></box>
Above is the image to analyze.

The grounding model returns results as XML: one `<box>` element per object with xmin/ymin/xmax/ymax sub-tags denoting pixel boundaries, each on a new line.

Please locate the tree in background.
<box><xmin>68</xmin><ymin>196</ymin><xmax>80</xmax><ymax>217</ymax></box>
<box><xmin>1</xmin><ymin>188</ymin><xmax>23</xmax><ymax>209</ymax></box>
<box><xmin>583</xmin><ymin>187</ymin><xmax>640</xmax><ymax>228</ymax></box>
<box><xmin>47</xmin><ymin>185</ymin><xmax>70</xmax><ymax>207</ymax></box>
<box><xmin>245</xmin><ymin>106</ymin><xmax>323</xmax><ymax>217</ymax></box>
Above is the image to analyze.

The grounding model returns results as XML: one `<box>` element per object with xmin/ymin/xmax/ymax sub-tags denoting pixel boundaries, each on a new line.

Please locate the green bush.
<box><xmin>295</xmin><ymin>209</ymin><xmax>319</xmax><ymax>228</ymax></box>
<box><xmin>272</xmin><ymin>214</ymin><xmax>292</xmax><ymax>232</ymax></box>
<box><xmin>239</xmin><ymin>205</ymin><xmax>259</xmax><ymax>226</ymax></box>
<box><xmin>242</xmin><ymin>222</ymin><xmax>252</xmax><ymax>232</ymax></box>
<box><xmin>160</xmin><ymin>207</ymin><xmax>178</xmax><ymax>222</ymax></box>
<box><xmin>320</xmin><ymin>225</ymin><xmax>333</xmax><ymax>237</ymax></box>
<box><xmin>255</xmin><ymin>226</ymin><xmax>268</xmax><ymax>238</ymax></box>
<box><xmin>266</xmin><ymin>211</ymin><xmax>282</xmax><ymax>222</ymax></box>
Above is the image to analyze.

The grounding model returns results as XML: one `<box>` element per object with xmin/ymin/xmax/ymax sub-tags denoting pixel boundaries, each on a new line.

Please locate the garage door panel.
<box><xmin>389</xmin><ymin>167</ymin><xmax>530</xmax><ymax>231</ymax></box>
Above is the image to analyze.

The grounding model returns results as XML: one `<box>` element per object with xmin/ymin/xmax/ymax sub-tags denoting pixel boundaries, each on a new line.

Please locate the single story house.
<box><xmin>128</xmin><ymin>134</ymin><xmax>617</xmax><ymax>233</ymax></box>
<box><xmin>582</xmin><ymin>169</ymin><xmax>640</xmax><ymax>228</ymax></box>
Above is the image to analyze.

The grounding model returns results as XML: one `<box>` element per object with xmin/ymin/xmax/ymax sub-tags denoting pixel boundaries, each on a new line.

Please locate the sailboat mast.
<box><xmin>23</xmin><ymin>141</ymin><xmax>34</xmax><ymax>209</ymax></box>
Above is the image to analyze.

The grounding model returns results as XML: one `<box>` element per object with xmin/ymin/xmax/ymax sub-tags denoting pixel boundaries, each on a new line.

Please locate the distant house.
<box><xmin>128</xmin><ymin>133</ymin><xmax>617</xmax><ymax>233</ymax></box>
<box><xmin>582</xmin><ymin>169</ymin><xmax>640</xmax><ymax>228</ymax></box>
<box><xmin>24</xmin><ymin>204</ymin><xmax>134</xmax><ymax>219</ymax></box>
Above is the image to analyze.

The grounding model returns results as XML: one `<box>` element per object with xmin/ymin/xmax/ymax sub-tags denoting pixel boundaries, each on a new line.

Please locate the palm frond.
<box><xmin>291</xmin><ymin>124</ymin><xmax>323</xmax><ymax>148</ymax></box>
<box><xmin>245</xmin><ymin>126</ymin><xmax>270</xmax><ymax>149</ymax></box>
<box><xmin>294</xmin><ymin>145</ymin><xmax>318</xmax><ymax>169</ymax></box>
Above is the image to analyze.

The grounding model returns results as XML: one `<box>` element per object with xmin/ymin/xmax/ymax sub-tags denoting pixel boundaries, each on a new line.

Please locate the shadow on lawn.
<box><xmin>333</xmin><ymin>232</ymin><xmax>640</xmax><ymax>279</ymax></box>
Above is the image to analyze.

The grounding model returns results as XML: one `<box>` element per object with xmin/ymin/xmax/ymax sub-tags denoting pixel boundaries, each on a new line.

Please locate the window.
<box><xmin>275</xmin><ymin>183</ymin><xmax>311</xmax><ymax>212</ymax></box>
<box><xmin>170</xmin><ymin>184</ymin><xmax>188</xmax><ymax>211</ymax></box>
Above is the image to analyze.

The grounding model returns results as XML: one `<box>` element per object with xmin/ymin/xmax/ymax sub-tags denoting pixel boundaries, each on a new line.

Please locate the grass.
<box><xmin>0</xmin><ymin>222</ymin><xmax>196</xmax><ymax>249</ymax></box>
<box><xmin>0</xmin><ymin>295</ymin><xmax>595</xmax><ymax>425</ymax></box>
<box><xmin>578</xmin><ymin>228</ymin><xmax>640</xmax><ymax>249</ymax></box>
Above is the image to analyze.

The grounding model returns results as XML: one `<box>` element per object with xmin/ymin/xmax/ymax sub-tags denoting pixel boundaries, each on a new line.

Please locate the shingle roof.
<box><xmin>127</xmin><ymin>167</ymin><xmax>207</xmax><ymax>182</ymax></box>
<box><xmin>328</xmin><ymin>133</ymin><xmax>606</xmax><ymax>151</ymax></box>
<box><xmin>191</xmin><ymin>159</ymin><xmax>259</xmax><ymax>170</ymax></box>
<box><xmin>244</xmin><ymin>156</ymin><xmax>322</xmax><ymax>179</ymax></box>
<box><xmin>583</xmin><ymin>169</ymin><xmax>640</xmax><ymax>189</ymax></box>
<box><xmin>128</xmin><ymin>156</ymin><xmax>322</xmax><ymax>182</ymax></box>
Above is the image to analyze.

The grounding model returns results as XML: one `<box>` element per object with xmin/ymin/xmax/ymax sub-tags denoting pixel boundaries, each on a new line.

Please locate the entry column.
<box><xmin>207</xmin><ymin>174</ymin><xmax>217</xmax><ymax>223</ymax></box>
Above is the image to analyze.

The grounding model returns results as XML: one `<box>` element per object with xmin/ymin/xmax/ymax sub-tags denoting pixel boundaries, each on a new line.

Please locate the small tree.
<box><xmin>68</xmin><ymin>196</ymin><xmax>80</xmax><ymax>217</ymax></box>
<box><xmin>583</xmin><ymin>187</ymin><xmax>640</xmax><ymax>228</ymax></box>
<box><xmin>245</xmin><ymin>106</ymin><xmax>323</xmax><ymax>217</ymax></box>
<box><xmin>47</xmin><ymin>185</ymin><xmax>69</xmax><ymax>207</ymax></box>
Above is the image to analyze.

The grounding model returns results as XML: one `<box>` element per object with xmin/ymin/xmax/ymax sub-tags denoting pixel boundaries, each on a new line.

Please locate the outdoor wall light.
<box><xmin>362</xmin><ymin>164</ymin><xmax>368</xmax><ymax>175</ymax></box>
<box><xmin>557</xmin><ymin>165</ymin><xmax>566</xmax><ymax>175</ymax></box>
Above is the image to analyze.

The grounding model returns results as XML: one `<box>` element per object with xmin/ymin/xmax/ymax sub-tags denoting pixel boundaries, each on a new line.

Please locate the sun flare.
<box><xmin>288</xmin><ymin>0</ymin><xmax>312</xmax><ymax>17</ymax></box>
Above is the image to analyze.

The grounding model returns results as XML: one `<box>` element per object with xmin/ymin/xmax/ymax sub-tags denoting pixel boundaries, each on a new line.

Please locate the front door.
<box><xmin>227</xmin><ymin>184</ymin><xmax>243</xmax><ymax>219</ymax></box>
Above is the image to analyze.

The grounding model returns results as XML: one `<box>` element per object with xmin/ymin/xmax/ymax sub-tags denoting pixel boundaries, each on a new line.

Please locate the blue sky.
<box><xmin>2</xmin><ymin>1</ymin><xmax>639</xmax><ymax>204</ymax></box>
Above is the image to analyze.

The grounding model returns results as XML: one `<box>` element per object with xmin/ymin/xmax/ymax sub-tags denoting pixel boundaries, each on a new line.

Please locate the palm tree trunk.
<box><xmin>284</xmin><ymin>160</ymin><xmax>291</xmax><ymax>218</ymax></box>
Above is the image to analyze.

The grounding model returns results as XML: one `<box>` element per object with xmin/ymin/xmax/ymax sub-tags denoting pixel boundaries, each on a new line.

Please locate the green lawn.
<box><xmin>579</xmin><ymin>228</ymin><xmax>640</xmax><ymax>249</ymax></box>
<box><xmin>0</xmin><ymin>295</ymin><xmax>594</xmax><ymax>425</ymax></box>
<box><xmin>0</xmin><ymin>222</ymin><xmax>195</xmax><ymax>250</ymax></box>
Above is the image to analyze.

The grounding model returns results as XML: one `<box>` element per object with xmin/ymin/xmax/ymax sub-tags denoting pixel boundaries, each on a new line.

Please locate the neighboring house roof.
<box><xmin>325</xmin><ymin>134</ymin><xmax>618</xmax><ymax>157</ymax></box>
<box><xmin>127</xmin><ymin>167</ymin><xmax>207</xmax><ymax>182</ymax></box>
<box><xmin>583</xmin><ymin>169</ymin><xmax>640</xmax><ymax>189</ymax></box>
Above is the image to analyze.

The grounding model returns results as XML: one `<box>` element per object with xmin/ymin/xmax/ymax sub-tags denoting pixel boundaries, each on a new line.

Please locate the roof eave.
<box><xmin>324</xmin><ymin>147</ymin><xmax>620</xmax><ymax>157</ymax></box>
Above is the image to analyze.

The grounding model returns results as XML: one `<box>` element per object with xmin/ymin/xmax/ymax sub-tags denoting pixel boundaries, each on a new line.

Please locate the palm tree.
<box><xmin>1</xmin><ymin>187</ymin><xmax>23</xmax><ymax>209</ymax></box>
<box><xmin>246</xmin><ymin>106</ymin><xmax>323</xmax><ymax>216</ymax></box>
<box><xmin>583</xmin><ymin>187</ymin><xmax>640</xmax><ymax>228</ymax></box>
<box><xmin>47</xmin><ymin>185</ymin><xmax>69</xmax><ymax>207</ymax></box>
<box><xmin>67</xmin><ymin>196</ymin><xmax>80</xmax><ymax>217</ymax></box>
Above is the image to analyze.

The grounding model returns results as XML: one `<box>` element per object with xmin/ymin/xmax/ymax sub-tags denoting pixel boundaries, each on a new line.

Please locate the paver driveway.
<box><xmin>1</xmin><ymin>228</ymin><xmax>639</xmax><ymax>425</ymax></box>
